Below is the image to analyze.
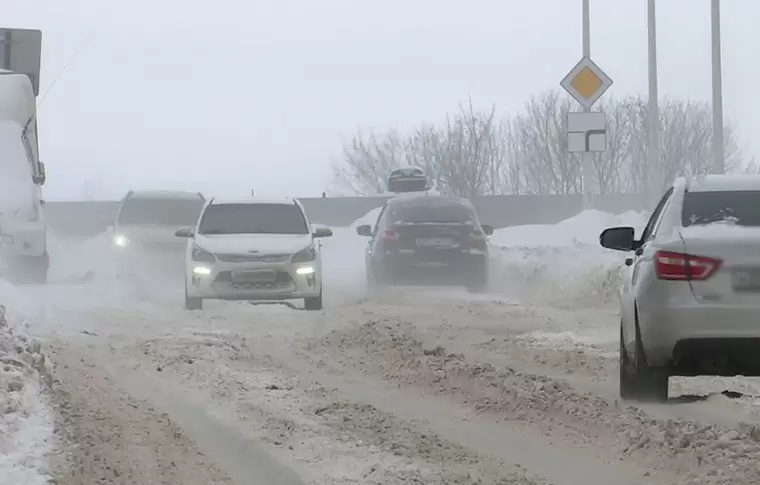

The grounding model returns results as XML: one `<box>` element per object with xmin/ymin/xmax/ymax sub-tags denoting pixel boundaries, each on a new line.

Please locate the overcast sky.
<box><xmin>5</xmin><ymin>0</ymin><xmax>758</xmax><ymax>200</ymax></box>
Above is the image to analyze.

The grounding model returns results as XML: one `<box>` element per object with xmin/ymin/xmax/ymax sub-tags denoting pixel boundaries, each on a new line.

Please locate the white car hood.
<box><xmin>194</xmin><ymin>233</ymin><xmax>313</xmax><ymax>255</ymax></box>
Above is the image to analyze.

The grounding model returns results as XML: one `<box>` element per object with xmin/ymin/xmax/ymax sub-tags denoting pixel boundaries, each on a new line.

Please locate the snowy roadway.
<box><xmin>4</xmin><ymin>209</ymin><xmax>760</xmax><ymax>485</ymax></box>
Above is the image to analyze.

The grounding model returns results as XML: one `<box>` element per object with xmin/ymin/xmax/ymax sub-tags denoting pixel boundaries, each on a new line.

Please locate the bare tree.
<box><xmin>332</xmin><ymin>90</ymin><xmax>747</xmax><ymax>197</ymax></box>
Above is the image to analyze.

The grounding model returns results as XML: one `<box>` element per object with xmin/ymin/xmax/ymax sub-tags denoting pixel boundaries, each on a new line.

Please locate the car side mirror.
<box><xmin>356</xmin><ymin>224</ymin><xmax>372</xmax><ymax>237</ymax></box>
<box><xmin>600</xmin><ymin>226</ymin><xmax>635</xmax><ymax>252</ymax></box>
<box><xmin>312</xmin><ymin>226</ymin><xmax>333</xmax><ymax>238</ymax></box>
<box><xmin>480</xmin><ymin>224</ymin><xmax>494</xmax><ymax>236</ymax></box>
<box><xmin>175</xmin><ymin>227</ymin><xmax>194</xmax><ymax>238</ymax></box>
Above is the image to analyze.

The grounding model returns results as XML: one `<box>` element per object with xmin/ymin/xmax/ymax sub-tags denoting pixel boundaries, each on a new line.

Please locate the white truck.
<box><xmin>0</xmin><ymin>28</ymin><xmax>48</xmax><ymax>284</ymax></box>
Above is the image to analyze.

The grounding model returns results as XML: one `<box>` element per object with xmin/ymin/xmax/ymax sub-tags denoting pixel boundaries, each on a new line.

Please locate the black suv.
<box><xmin>356</xmin><ymin>194</ymin><xmax>493</xmax><ymax>292</ymax></box>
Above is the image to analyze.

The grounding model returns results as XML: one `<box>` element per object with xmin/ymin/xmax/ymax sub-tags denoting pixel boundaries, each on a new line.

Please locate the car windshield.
<box><xmin>198</xmin><ymin>203</ymin><xmax>309</xmax><ymax>235</ymax></box>
<box><xmin>392</xmin><ymin>199</ymin><xmax>476</xmax><ymax>224</ymax></box>
<box><xmin>682</xmin><ymin>190</ymin><xmax>760</xmax><ymax>227</ymax></box>
<box><xmin>117</xmin><ymin>198</ymin><xmax>204</xmax><ymax>226</ymax></box>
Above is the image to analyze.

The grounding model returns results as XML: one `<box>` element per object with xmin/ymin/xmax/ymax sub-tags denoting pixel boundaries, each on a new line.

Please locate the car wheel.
<box><xmin>305</xmin><ymin>287</ymin><xmax>323</xmax><ymax>311</ymax></box>
<box><xmin>628</xmin><ymin>312</ymin><xmax>669</xmax><ymax>403</ymax></box>
<box><xmin>619</xmin><ymin>325</ymin><xmax>638</xmax><ymax>400</ymax></box>
<box><xmin>184</xmin><ymin>288</ymin><xmax>203</xmax><ymax>311</ymax></box>
<box><xmin>366</xmin><ymin>265</ymin><xmax>386</xmax><ymax>295</ymax></box>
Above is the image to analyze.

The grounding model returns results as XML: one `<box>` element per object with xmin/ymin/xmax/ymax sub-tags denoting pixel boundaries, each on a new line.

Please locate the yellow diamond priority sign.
<box><xmin>560</xmin><ymin>57</ymin><xmax>613</xmax><ymax>110</ymax></box>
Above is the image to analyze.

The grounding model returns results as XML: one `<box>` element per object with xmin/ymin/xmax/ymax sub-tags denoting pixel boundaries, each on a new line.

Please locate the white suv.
<box><xmin>175</xmin><ymin>198</ymin><xmax>332</xmax><ymax>311</ymax></box>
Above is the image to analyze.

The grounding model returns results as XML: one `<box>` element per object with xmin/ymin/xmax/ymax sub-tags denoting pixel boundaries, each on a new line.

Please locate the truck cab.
<box><xmin>0</xmin><ymin>28</ymin><xmax>48</xmax><ymax>284</ymax></box>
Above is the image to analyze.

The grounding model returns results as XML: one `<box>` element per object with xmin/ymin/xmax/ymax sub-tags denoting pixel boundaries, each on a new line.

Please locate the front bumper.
<box><xmin>113</xmin><ymin>245</ymin><xmax>186</xmax><ymax>277</ymax></box>
<box><xmin>186</xmin><ymin>258</ymin><xmax>321</xmax><ymax>300</ymax></box>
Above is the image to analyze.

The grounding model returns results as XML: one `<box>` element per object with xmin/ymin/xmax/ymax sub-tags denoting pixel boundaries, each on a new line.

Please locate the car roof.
<box><xmin>125</xmin><ymin>190</ymin><xmax>204</xmax><ymax>200</ymax></box>
<box><xmin>386</xmin><ymin>193</ymin><xmax>472</xmax><ymax>207</ymax></box>
<box><xmin>681</xmin><ymin>174</ymin><xmax>760</xmax><ymax>193</ymax></box>
<box><xmin>208</xmin><ymin>197</ymin><xmax>298</xmax><ymax>206</ymax></box>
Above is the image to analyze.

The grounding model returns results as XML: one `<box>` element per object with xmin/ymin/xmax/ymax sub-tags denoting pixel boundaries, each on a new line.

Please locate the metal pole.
<box><xmin>647</xmin><ymin>0</ymin><xmax>660</xmax><ymax>206</ymax></box>
<box><xmin>581</xmin><ymin>0</ymin><xmax>594</xmax><ymax>210</ymax></box>
<box><xmin>711</xmin><ymin>0</ymin><xmax>725</xmax><ymax>174</ymax></box>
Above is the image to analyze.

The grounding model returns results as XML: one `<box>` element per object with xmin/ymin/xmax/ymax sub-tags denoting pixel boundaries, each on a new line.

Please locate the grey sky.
<box><xmin>6</xmin><ymin>0</ymin><xmax>758</xmax><ymax>200</ymax></box>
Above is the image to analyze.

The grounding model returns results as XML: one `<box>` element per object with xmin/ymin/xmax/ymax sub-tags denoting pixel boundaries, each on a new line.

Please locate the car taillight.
<box><xmin>382</xmin><ymin>229</ymin><xmax>399</xmax><ymax>242</ymax></box>
<box><xmin>654</xmin><ymin>251</ymin><xmax>721</xmax><ymax>281</ymax></box>
<box><xmin>469</xmin><ymin>229</ymin><xmax>487</xmax><ymax>249</ymax></box>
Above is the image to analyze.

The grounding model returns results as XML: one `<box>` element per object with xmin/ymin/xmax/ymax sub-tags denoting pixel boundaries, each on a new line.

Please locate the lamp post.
<box><xmin>711</xmin><ymin>0</ymin><xmax>725</xmax><ymax>174</ymax></box>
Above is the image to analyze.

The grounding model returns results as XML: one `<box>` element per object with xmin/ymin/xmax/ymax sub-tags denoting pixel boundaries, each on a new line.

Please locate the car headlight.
<box><xmin>291</xmin><ymin>246</ymin><xmax>316</xmax><ymax>263</ymax></box>
<box><xmin>113</xmin><ymin>235</ymin><xmax>129</xmax><ymax>247</ymax></box>
<box><xmin>191</xmin><ymin>244</ymin><xmax>215</xmax><ymax>262</ymax></box>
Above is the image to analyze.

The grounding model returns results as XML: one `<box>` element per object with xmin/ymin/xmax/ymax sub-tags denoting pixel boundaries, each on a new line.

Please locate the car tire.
<box><xmin>622</xmin><ymin>312</ymin><xmax>669</xmax><ymax>403</ymax></box>
<box><xmin>619</xmin><ymin>325</ymin><xmax>638</xmax><ymax>400</ymax></box>
<box><xmin>366</xmin><ymin>265</ymin><xmax>386</xmax><ymax>295</ymax></box>
<box><xmin>305</xmin><ymin>288</ymin><xmax>323</xmax><ymax>311</ymax></box>
<box><xmin>466</xmin><ymin>272</ymin><xmax>488</xmax><ymax>293</ymax></box>
<box><xmin>184</xmin><ymin>288</ymin><xmax>203</xmax><ymax>311</ymax></box>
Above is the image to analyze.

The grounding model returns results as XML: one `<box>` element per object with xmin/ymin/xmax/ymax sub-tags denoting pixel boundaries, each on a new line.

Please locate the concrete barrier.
<box><xmin>44</xmin><ymin>193</ymin><xmax>648</xmax><ymax>239</ymax></box>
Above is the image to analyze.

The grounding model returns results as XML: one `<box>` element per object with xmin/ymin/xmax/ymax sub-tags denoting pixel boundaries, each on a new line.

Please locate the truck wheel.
<box><xmin>8</xmin><ymin>254</ymin><xmax>48</xmax><ymax>285</ymax></box>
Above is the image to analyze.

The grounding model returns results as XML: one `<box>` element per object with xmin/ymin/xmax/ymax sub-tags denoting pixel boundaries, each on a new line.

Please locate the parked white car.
<box><xmin>600</xmin><ymin>174</ymin><xmax>760</xmax><ymax>402</ymax></box>
<box><xmin>175</xmin><ymin>198</ymin><xmax>332</xmax><ymax>311</ymax></box>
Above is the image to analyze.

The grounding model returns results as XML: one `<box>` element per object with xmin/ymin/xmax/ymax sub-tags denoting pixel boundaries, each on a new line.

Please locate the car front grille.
<box><xmin>216</xmin><ymin>253</ymin><xmax>291</xmax><ymax>263</ymax></box>
<box><xmin>213</xmin><ymin>270</ymin><xmax>293</xmax><ymax>290</ymax></box>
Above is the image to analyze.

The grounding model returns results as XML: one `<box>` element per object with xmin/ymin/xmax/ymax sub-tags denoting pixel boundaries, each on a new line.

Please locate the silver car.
<box><xmin>600</xmin><ymin>174</ymin><xmax>760</xmax><ymax>402</ymax></box>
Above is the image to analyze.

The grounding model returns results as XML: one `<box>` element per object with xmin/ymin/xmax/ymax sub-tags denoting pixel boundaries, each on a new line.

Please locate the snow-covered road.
<box><xmin>5</xmin><ymin>209</ymin><xmax>760</xmax><ymax>485</ymax></box>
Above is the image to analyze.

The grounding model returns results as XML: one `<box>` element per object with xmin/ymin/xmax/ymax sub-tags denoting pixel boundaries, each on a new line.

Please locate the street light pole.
<box><xmin>711</xmin><ymin>0</ymin><xmax>725</xmax><ymax>174</ymax></box>
<box><xmin>581</xmin><ymin>0</ymin><xmax>593</xmax><ymax>210</ymax></box>
<box><xmin>647</xmin><ymin>0</ymin><xmax>660</xmax><ymax>206</ymax></box>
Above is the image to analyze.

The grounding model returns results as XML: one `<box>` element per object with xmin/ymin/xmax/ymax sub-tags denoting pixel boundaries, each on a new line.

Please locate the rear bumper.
<box><xmin>378</xmin><ymin>249</ymin><xmax>488</xmax><ymax>284</ymax></box>
<box><xmin>643</xmin><ymin>303</ymin><xmax>760</xmax><ymax>374</ymax></box>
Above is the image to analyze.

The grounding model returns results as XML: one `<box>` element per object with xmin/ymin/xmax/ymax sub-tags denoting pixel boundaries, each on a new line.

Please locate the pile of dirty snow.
<box><xmin>489</xmin><ymin>209</ymin><xmax>648</xmax><ymax>307</ymax></box>
<box><xmin>0</xmin><ymin>282</ymin><xmax>54</xmax><ymax>485</ymax></box>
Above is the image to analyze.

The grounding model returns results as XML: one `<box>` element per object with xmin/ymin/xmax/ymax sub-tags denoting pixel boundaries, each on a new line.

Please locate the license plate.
<box><xmin>731</xmin><ymin>269</ymin><xmax>760</xmax><ymax>291</ymax></box>
<box><xmin>231</xmin><ymin>270</ymin><xmax>276</xmax><ymax>283</ymax></box>
<box><xmin>416</xmin><ymin>237</ymin><xmax>455</xmax><ymax>248</ymax></box>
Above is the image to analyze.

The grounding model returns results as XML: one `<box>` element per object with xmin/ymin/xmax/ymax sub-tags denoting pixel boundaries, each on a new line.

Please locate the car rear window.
<box><xmin>198</xmin><ymin>203</ymin><xmax>309</xmax><ymax>235</ymax></box>
<box><xmin>392</xmin><ymin>199</ymin><xmax>476</xmax><ymax>224</ymax></box>
<box><xmin>117</xmin><ymin>198</ymin><xmax>204</xmax><ymax>226</ymax></box>
<box><xmin>682</xmin><ymin>190</ymin><xmax>760</xmax><ymax>227</ymax></box>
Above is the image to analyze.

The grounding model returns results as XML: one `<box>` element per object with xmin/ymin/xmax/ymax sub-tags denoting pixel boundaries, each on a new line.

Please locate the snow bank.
<box><xmin>489</xmin><ymin>209</ymin><xmax>648</xmax><ymax>308</ymax></box>
<box><xmin>320</xmin><ymin>208</ymin><xmax>382</xmax><ymax>299</ymax></box>
<box><xmin>0</xmin><ymin>280</ymin><xmax>53</xmax><ymax>485</ymax></box>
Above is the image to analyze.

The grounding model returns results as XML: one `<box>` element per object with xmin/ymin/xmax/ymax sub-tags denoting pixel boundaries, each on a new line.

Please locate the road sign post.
<box><xmin>567</xmin><ymin>112</ymin><xmax>607</xmax><ymax>153</ymax></box>
<box><xmin>560</xmin><ymin>51</ymin><xmax>613</xmax><ymax>211</ymax></box>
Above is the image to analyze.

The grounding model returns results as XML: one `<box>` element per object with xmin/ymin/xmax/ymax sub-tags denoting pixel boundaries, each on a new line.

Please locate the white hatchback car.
<box><xmin>601</xmin><ymin>175</ymin><xmax>760</xmax><ymax>402</ymax></box>
<box><xmin>175</xmin><ymin>198</ymin><xmax>332</xmax><ymax>311</ymax></box>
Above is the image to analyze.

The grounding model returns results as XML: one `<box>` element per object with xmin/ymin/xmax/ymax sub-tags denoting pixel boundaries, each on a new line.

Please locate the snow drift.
<box><xmin>0</xmin><ymin>280</ymin><xmax>53</xmax><ymax>485</ymax></box>
<box><xmin>488</xmin><ymin>209</ymin><xmax>648</xmax><ymax>308</ymax></box>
